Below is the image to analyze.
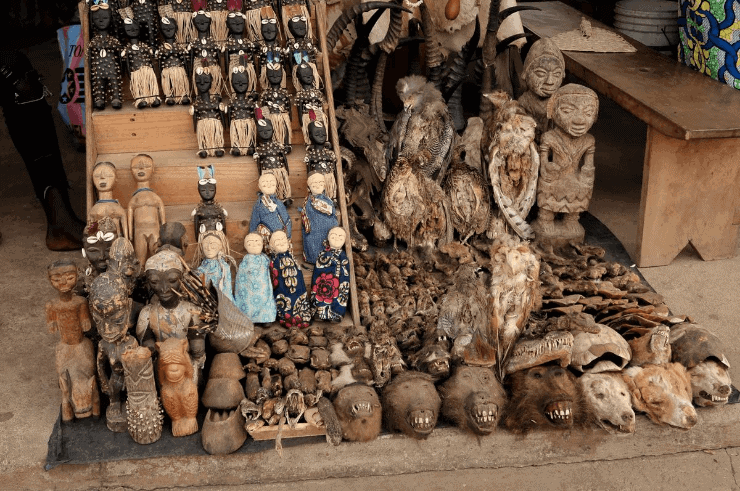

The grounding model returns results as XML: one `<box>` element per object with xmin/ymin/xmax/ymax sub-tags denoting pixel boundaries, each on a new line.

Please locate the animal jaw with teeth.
<box><xmin>579</xmin><ymin>372</ymin><xmax>635</xmax><ymax>435</ymax></box>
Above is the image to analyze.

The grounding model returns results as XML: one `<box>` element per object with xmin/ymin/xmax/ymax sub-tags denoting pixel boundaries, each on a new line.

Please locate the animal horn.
<box><xmin>326</xmin><ymin>1</ymin><xmax>411</xmax><ymax>52</ymax></box>
<box><xmin>444</xmin><ymin>16</ymin><xmax>481</xmax><ymax>132</ymax></box>
<box><xmin>378</xmin><ymin>0</ymin><xmax>404</xmax><ymax>54</ymax></box>
<box><xmin>419</xmin><ymin>3</ymin><xmax>444</xmax><ymax>89</ymax></box>
<box><xmin>371</xmin><ymin>51</ymin><xmax>388</xmax><ymax>130</ymax></box>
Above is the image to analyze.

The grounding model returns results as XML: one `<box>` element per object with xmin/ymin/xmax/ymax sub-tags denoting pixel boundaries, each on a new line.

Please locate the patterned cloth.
<box><xmin>270</xmin><ymin>250</ymin><xmax>314</xmax><ymax>328</ymax></box>
<box><xmin>679</xmin><ymin>0</ymin><xmax>740</xmax><ymax>89</ymax></box>
<box><xmin>311</xmin><ymin>247</ymin><xmax>350</xmax><ymax>322</ymax></box>
<box><xmin>299</xmin><ymin>193</ymin><xmax>338</xmax><ymax>264</ymax></box>
<box><xmin>195</xmin><ymin>257</ymin><xmax>234</xmax><ymax>300</ymax></box>
<box><xmin>234</xmin><ymin>253</ymin><xmax>276</xmax><ymax>323</ymax></box>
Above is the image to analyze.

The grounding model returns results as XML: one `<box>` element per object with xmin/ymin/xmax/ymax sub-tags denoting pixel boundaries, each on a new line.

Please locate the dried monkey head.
<box><xmin>334</xmin><ymin>384</ymin><xmax>382</xmax><ymax>442</ymax></box>
<box><xmin>440</xmin><ymin>366</ymin><xmax>506</xmax><ymax>435</ymax></box>
<box><xmin>382</xmin><ymin>371</ymin><xmax>441</xmax><ymax>439</ymax></box>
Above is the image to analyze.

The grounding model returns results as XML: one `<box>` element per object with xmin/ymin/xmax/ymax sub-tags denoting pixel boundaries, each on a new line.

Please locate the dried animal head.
<box><xmin>571</xmin><ymin>324</ymin><xmax>631</xmax><ymax>373</ymax></box>
<box><xmin>440</xmin><ymin>366</ymin><xmax>506</xmax><ymax>435</ymax></box>
<box><xmin>579</xmin><ymin>372</ymin><xmax>635</xmax><ymax>435</ymax></box>
<box><xmin>688</xmin><ymin>360</ymin><xmax>732</xmax><ymax>407</ymax></box>
<box><xmin>334</xmin><ymin>383</ymin><xmax>382</xmax><ymax>442</ymax></box>
<box><xmin>623</xmin><ymin>363</ymin><xmax>698</xmax><ymax>429</ymax></box>
<box><xmin>412</xmin><ymin>344</ymin><xmax>451</xmax><ymax>380</ymax></box>
<box><xmin>284</xmin><ymin>389</ymin><xmax>306</xmax><ymax>428</ymax></box>
<box><xmin>505</xmin><ymin>331</ymin><xmax>574</xmax><ymax>374</ymax></box>
<box><xmin>382</xmin><ymin>371</ymin><xmax>441</xmax><ymax>439</ymax></box>
<box><xmin>503</xmin><ymin>365</ymin><xmax>589</xmax><ymax>433</ymax></box>
<box><xmin>239</xmin><ymin>398</ymin><xmax>262</xmax><ymax>422</ymax></box>
<box><xmin>627</xmin><ymin>325</ymin><xmax>671</xmax><ymax>367</ymax></box>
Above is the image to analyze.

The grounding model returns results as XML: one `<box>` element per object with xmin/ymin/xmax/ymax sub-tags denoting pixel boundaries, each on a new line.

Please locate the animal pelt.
<box><xmin>382</xmin><ymin>371</ymin><xmax>441</xmax><ymax>439</ymax></box>
<box><xmin>623</xmin><ymin>363</ymin><xmax>698</xmax><ymax>429</ymax></box>
<box><xmin>503</xmin><ymin>365</ymin><xmax>590</xmax><ymax>434</ymax></box>
<box><xmin>387</xmin><ymin>75</ymin><xmax>455</xmax><ymax>183</ymax></box>
<box><xmin>439</xmin><ymin>365</ymin><xmax>507</xmax><ymax>435</ymax></box>
<box><xmin>443</xmin><ymin>144</ymin><xmax>492</xmax><ymax>243</ymax></box>
<box><xmin>579</xmin><ymin>372</ymin><xmax>635</xmax><ymax>435</ymax></box>
<box><xmin>333</xmin><ymin>383</ymin><xmax>383</xmax><ymax>442</ymax></box>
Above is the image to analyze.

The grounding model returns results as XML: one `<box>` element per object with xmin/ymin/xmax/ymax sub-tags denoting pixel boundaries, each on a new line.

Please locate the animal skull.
<box><xmin>505</xmin><ymin>331</ymin><xmax>574</xmax><ymax>374</ymax></box>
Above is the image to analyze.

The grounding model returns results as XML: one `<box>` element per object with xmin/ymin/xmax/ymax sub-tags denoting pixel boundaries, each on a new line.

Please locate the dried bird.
<box><xmin>443</xmin><ymin>144</ymin><xmax>491</xmax><ymax>243</ymax></box>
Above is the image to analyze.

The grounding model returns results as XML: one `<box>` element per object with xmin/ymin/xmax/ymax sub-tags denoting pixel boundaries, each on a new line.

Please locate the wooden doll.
<box><xmin>534</xmin><ymin>84</ymin><xmax>599</xmax><ymax>245</ymax></box>
<box><xmin>224</xmin><ymin>12</ymin><xmax>257</xmax><ymax>91</ymax></box>
<box><xmin>299</xmin><ymin>172</ymin><xmax>338</xmax><ymax>264</ymax></box>
<box><xmin>293</xmin><ymin>60</ymin><xmax>326</xmax><ymax>144</ymax></box>
<box><xmin>248</xmin><ymin>172</ymin><xmax>291</xmax><ymax>249</ymax></box>
<box><xmin>280</xmin><ymin>0</ymin><xmax>312</xmax><ymax>39</ymax></box>
<box><xmin>258</xmin><ymin>61</ymin><xmax>292</xmax><ymax>150</ymax></box>
<box><xmin>157</xmin><ymin>337</ymin><xmax>199</xmax><ymax>436</ymax></box>
<box><xmin>234</xmin><ymin>232</ymin><xmax>276</xmax><ymax>323</ymax></box>
<box><xmin>193</xmin><ymin>229</ymin><xmax>236</xmax><ymax>300</ymax></box>
<box><xmin>88</xmin><ymin>161</ymin><xmax>128</xmax><ymax>239</ymax></box>
<box><xmin>87</xmin><ymin>0</ymin><xmax>123</xmax><ymax>110</ymax></box>
<box><xmin>226</xmin><ymin>62</ymin><xmax>258</xmax><ymax>156</ymax></box>
<box><xmin>127</xmin><ymin>154</ymin><xmax>166</xmax><ymax>267</ymax></box>
<box><xmin>88</xmin><ymin>272</ymin><xmax>139</xmax><ymax>432</ymax></box>
<box><xmin>253</xmin><ymin>109</ymin><xmax>292</xmax><ymax>203</ymax></box>
<box><xmin>244</xmin><ymin>0</ymin><xmax>276</xmax><ymax>41</ymax></box>
<box><xmin>192</xmin><ymin>165</ymin><xmax>228</xmax><ymax>235</ymax></box>
<box><xmin>190</xmin><ymin>67</ymin><xmax>226</xmax><ymax>158</ymax></box>
<box><xmin>82</xmin><ymin>217</ymin><xmax>119</xmax><ymax>290</ymax></box>
<box><xmin>269</xmin><ymin>230</ymin><xmax>314</xmax><ymax>328</ymax></box>
<box><xmin>189</xmin><ymin>10</ymin><xmax>226</xmax><ymax>96</ymax></box>
<box><xmin>304</xmin><ymin>117</ymin><xmax>337</xmax><ymax>200</ymax></box>
<box><xmin>129</xmin><ymin>0</ymin><xmax>159</xmax><ymax>48</ymax></box>
<box><xmin>285</xmin><ymin>14</ymin><xmax>318</xmax><ymax>66</ymax></box>
<box><xmin>157</xmin><ymin>12</ymin><xmax>192</xmax><ymax>106</ymax></box>
<box><xmin>256</xmin><ymin>14</ymin><xmax>288</xmax><ymax>89</ymax></box>
<box><xmin>311</xmin><ymin>226</ymin><xmax>350</xmax><ymax>322</ymax></box>
<box><xmin>208</xmin><ymin>0</ymin><xmax>229</xmax><ymax>43</ymax></box>
<box><xmin>46</xmin><ymin>259</ymin><xmax>99</xmax><ymax>422</ymax></box>
<box><xmin>168</xmin><ymin>0</ymin><xmax>197</xmax><ymax>45</ymax></box>
<box><xmin>120</xmin><ymin>9</ymin><xmax>162</xmax><ymax>109</ymax></box>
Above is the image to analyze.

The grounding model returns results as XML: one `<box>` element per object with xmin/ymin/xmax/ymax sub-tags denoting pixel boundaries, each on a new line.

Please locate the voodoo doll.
<box><xmin>87</xmin><ymin>0</ymin><xmax>123</xmax><ymax>110</ymax></box>
<box><xmin>120</xmin><ymin>8</ymin><xmax>162</xmax><ymax>109</ymax></box>
<box><xmin>157</xmin><ymin>11</ymin><xmax>191</xmax><ymax>105</ymax></box>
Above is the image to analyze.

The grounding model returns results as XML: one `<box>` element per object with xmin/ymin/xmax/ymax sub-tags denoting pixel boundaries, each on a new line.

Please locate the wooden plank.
<box><xmin>248</xmin><ymin>422</ymin><xmax>326</xmax><ymax>441</ymax></box>
<box><xmin>519</xmin><ymin>2</ymin><xmax>740</xmax><ymax>140</ymax></box>
<box><xmin>636</xmin><ymin>128</ymin><xmax>740</xmax><ymax>266</ymax></box>
<box><xmin>80</xmin><ymin>1</ymin><xmax>96</xmax><ymax>213</ymax></box>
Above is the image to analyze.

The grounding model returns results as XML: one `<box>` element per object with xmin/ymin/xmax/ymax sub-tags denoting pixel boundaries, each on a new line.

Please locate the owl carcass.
<box><xmin>387</xmin><ymin>75</ymin><xmax>455</xmax><ymax>183</ymax></box>
<box><xmin>443</xmin><ymin>144</ymin><xmax>491</xmax><ymax>243</ymax></box>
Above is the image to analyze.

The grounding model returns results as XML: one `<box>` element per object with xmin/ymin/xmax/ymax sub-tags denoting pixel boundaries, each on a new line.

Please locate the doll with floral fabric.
<box><xmin>269</xmin><ymin>230</ymin><xmax>313</xmax><ymax>328</ymax></box>
<box><xmin>311</xmin><ymin>226</ymin><xmax>350</xmax><ymax>322</ymax></box>
<box><xmin>234</xmin><ymin>232</ymin><xmax>276</xmax><ymax>323</ymax></box>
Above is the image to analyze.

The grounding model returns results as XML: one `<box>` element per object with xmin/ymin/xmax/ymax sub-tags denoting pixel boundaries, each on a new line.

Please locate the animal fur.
<box><xmin>688</xmin><ymin>360</ymin><xmax>732</xmax><ymax>407</ymax></box>
<box><xmin>623</xmin><ymin>363</ymin><xmax>698</xmax><ymax>429</ymax></box>
<box><xmin>382</xmin><ymin>371</ymin><xmax>441</xmax><ymax>439</ymax></box>
<box><xmin>334</xmin><ymin>383</ymin><xmax>383</xmax><ymax>442</ymax></box>
<box><xmin>503</xmin><ymin>365</ymin><xmax>590</xmax><ymax>433</ymax></box>
<box><xmin>443</xmin><ymin>144</ymin><xmax>491</xmax><ymax>243</ymax></box>
<box><xmin>439</xmin><ymin>365</ymin><xmax>506</xmax><ymax>435</ymax></box>
<box><xmin>579</xmin><ymin>372</ymin><xmax>635</xmax><ymax>435</ymax></box>
<box><xmin>627</xmin><ymin>326</ymin><xmax>671</xmax><ymax>367</ymax></box>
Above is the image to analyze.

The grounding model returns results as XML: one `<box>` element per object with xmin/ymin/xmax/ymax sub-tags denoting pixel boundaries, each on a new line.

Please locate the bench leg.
<box><xmin>636</xmin><ymin>127</ymin><xmax>740</xmax><ymax>267</ymax></box>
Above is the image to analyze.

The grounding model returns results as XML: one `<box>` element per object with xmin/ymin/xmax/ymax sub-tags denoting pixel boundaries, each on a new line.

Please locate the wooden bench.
<box><xmin>520</xmin><ymin>1</ymin><xmax>740</xmax><ymax>267</ymax></box>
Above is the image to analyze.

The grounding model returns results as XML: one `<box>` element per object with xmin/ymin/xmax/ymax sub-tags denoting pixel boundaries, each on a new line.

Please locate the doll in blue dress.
<box><xmin>299</xmin><ymin>172</ymin><xmax>338</xmax><ymax>264</ymax></box>
<box><xmin>234</xmin><ymin>232</ymin><xmax>276</xmax><ymax>323</ymax></box>
<box><xmin>311</xmin><ymin>226</ymin><xmax>350</xmax><ymax>322</ymax></box>
<box><xmin>248</xmin><ymin>173</ymin><xmax>291</xmax><ymax>252</ymax></box>
<box><xmin>269</xmin><ymin>230</ymin><xmax>314</xmax><ymax>328</ymax></box>
<box><xmin>192</xmin><ymin>229</ymin><xmax>235</xmax><ymax>300</ymax></box>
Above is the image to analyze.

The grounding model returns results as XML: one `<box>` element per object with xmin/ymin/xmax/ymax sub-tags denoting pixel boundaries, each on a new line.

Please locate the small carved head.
<box><xmin>547</xmin><ymin>84</ymin><xmax>599</xmax><ymax>138</ymax></box>
<box><xmin>48</xmin><ymin>259</ymin><xmax>78</xmax><ymax>294</ymax></box>
<box><xmin>92</xmin><ymin>161</ymin><xmax>116</xmax><ymax>192</ymax></box>
<box><xmin>89</xmin><ymin>272</ymin><xmax>132</xmax><ymax>343</ymax></box>
<box><xmin>522</xmin><ymin>37</ymin><xmax>565</xmax><ymax>98</ymax></box>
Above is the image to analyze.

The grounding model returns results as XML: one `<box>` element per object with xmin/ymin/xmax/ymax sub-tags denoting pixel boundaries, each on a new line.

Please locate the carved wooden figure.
<box><xmin>87</xmin><ymin>0</ymin><xmax>123</xmax><ymax>110</ymax></box>
<box><xmin>189</xmin><ymin>10</ymin><xmax>226</xmax><ymax>96</ymax></box>
<box><xmin>192</xmin><ymin>165</ymin><xmax>228</xmax><ymax>235</ymax></box>
<box><xmin>256</xmin><ymin>16</ymin><xmax>288</xmax><ymax>89</ymax></box>
<box><xmin>190</xmin><ymin>68</ymin><xmax>226</xmax><ymax>158</ymax></box>
<box><xmin>88</xmin><ymin>161</ymin><xmax>128</xmax><ymax>239</ymax></box>
<box><xmin>281</xmin><ymin>0</ymin><xmax>312</xmax><ymax>39</ymax></box>
<box><xmin>157</xmin><ymin>337</ymin><xmax>200</xmax><ymax>436</ymax></box>
<box><xmin>285</xmin><ymin>14</ymin><xmax>318</xmax><ymax>61</ymax></box>
<box><xmin>127</xmin><ymin>154</ymin><xmax>166</xmax><ymax>267</ymax></box>
<box><xmin>119</xmin><ymin>9</ymin><xmax>162</xmax><ymax>109</ymax></box>
<box><xmin>128</xmin><ymin>0</ymin><xmax>159</xmax><ymax>48</ymax></box>
<box><xmin>269</xmin><ymin>230</ymin><xmax>314</xmax><ymax>328</ymax></box>
<box><xmin>517</xmin><ymin>37</ymin><xmax>565</xmax><ymax>142</ymax></box>
<box><xmin>82</xmin><ymin>217</ymin><xmax>119</xmax><ymax>290</ymax></box>
<box><xmin>300</xmin><ymin>173</ymin><xmax>338</xmax><ymax>264</ymax></box>
<box><xmin>167</xmin><ymin>0</ymin><xmax>197</xmax><ymax>45</ymax></box>
<box><xmin>47</xmin><ymin>259</ymin><xmax>99</xmax><ymax>422</ymax></box>
<box><xmin>311</xmin><ymin>227</ymin><xmax>350</xmax><ymax>322</ymax></box>
<box><xmin>226</xmin><ymin>63</ymin><xmax>258</xmax><ymax>156</ymax></box>
<box><xmin>121</xmin><ymin>346</ymin><xmax>164</xmax><ymax>444</ymax></box>
<box><xmin>208</xmin><ymin>0</ymin><xmax>229</xmax><ymax>43</ymax></box>
<box><xmin>304</xmin><ymin>117</ymin><xmax>337</xmax><ymax>199</ymax></box>
<box><xmin>234</xmin><ymin>233</ymin><xmax>277</xmax><ymax>323</ymax></box>
<box><xmin>244</xmin><ymin>0</ymin><xmax>276</xmax><ymax>41</ymax></box>
<box><xmin>157</xmin><ymin>13</ymin><xmax>191</xmax><ymax>106</ymax></box>
<box><xmin>253</xmin><ymin>111</ymin><xmax>292</xmax><ymax>203</ymax></box>
<box><xmin>89</xmin><ymin>272</ymin><xmax>139</xmax><ymax>432</ymax></box>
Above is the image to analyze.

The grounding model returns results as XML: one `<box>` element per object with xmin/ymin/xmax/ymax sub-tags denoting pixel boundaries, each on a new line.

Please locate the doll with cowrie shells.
<box><xmin>82</xmin><ymin>217</ymin><xmax>119</xmax><ymax>291</ymax></box>
<box><xmin>311</xmin><ymin>226</ymin><xmax>350</xmax><ymax>322</ymax></box>
<box><xmin>157</xmin><ymin>10</ymin><xmax>191</xmax><ymax>106</ymax></box>
<box><xmin>299</xmin><ymin>172</ymin><xmax>338</xmax><ymax>264</ymax></box>
<box><xmin>226</xmin><ymin>61</ymin><xmax>258</xmax><ymax>156</ymax></box>
<box><xmin>87</xmin><ymin>0</ymin><xmax>123</xmax><ymax>110</ymax></box>
<box><xmin>256</xmin><ymin>14</ymin><xmax>288</xmax><ymax>89</ymax></box>
<box><xmin>207</xmin><ymin>0</ymin><xmax>230</xmax><ymax>43</ymax></box>
<box><xmin>167</xmin><ymin>0</ymin><xmax>197</xmax><ymax>45</ymax></box>
<box><xmin>269</xmin><ymin>230</ymin><xmax>314</xmax><ymax>328</ymax></box>
<box><xmin>224</xmin><ymin>12</ymin><xmax>257</xmax><ymax>89</ymax></box>
<box><xmin>304</xmin><ymin>116</ymin><xmax>337</xmax><ymax>200</ymax></box>
<box><xmin>192</xmin><ymin>165</ymin><xmax>228</xmax><ymax>236</ymax></box>
<box><xmin>258</xmin><ymin>59</ymin><xmax>292</xmax><ymax>150</ymax></box>
<box><xmin>253</xmin><ymin>109</ymin><xmax>292</xmax><ymax>202</ymax></box>
<box><xmin>119</xmin><ymin>8</ymin><xmax>162</xmax><ymax>109</ymax></box>
<box><xmin>190</xmin><ymin>67</ymin><xmax>227</xmax><ymax>158</ymax></box>
<box><xmin>234</xmin><ymin>232</ymin><xmax>276</xmax><ymax>323</ymax></box>
<box><xmin>189</xmin><ymin>10</ymin><xmax>226</xmax><ymax>96</ymax></box>
<box><xmin>280</xmin><ymin>0</ymin><xmax>312</xmax><ymax>39</ymax></box>
<box><xmin>88</xmin><ymin>161</ymin><xmax>128</xmax><ymax>239</ymax></box>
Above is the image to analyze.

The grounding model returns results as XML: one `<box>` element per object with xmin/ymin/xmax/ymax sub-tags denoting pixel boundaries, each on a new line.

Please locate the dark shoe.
<box><xmin>42</xmin><ymin>187</ymin><xmax>84</xmax><ymax>251</ymax></box>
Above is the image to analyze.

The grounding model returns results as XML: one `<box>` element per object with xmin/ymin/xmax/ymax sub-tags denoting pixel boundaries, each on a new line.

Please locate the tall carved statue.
<box><xmin>88</xmin><ymin>161</ymin><xmax>128</xmax><ymax>239</ymax></box>
<box><xmin>127</xmin><ymin>154</ymin><xmax>165</xmax><ymax>266</ymax></box>
<box><xmin>517</xmin><ymin>38</ymin><xmax>565</xmax><ymax>142</ymax></box>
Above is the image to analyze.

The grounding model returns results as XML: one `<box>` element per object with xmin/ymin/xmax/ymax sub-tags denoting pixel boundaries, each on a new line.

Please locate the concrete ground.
<box><xmin>0</xmin><ymin>38</ymin><xmax>739</xmax><ymax>491</ymax></box>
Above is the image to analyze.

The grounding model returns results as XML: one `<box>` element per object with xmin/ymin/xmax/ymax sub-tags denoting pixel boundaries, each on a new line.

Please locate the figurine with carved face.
<box><xmin>253</xmin><ymin>110</ymin><xmax>292</xmax><ymax>202</ymax></box>
<box><xmin>157</xmin><ymin>15</ymin><xmax>191</xmax><ymax>106</ymax></box>
<box><xmin>128</xmin><ymin>0</ymin><xmax>159</xmax><ymax>47</ymax></box>
<box><xmin>127</xmin><ymin>154</ymin><xmax>166</xmax><ymax>267</ymax></box>
<box><xmin>189</xmin><ymin>10</ymin><xmax>225</xmax><ymax>96</ymax></box>
<box><xmin>248</xmin><ymin>172</ymin><xmax>291</xmax><ymax>250</ymax></box>
<box><xmin>167</xmin><ymin>0</ymin><xmax>197</xmax><ymax>45</ymax></box>
<box><xmin>304</xmin><ymin>118</ymin><xmax>337</xmax><ymax>199</ymax></box>
<box><xmin>281</xmin><ymin>0</ymin><xmax>312</xmax><ymax>39</ymax></box>
<box><xmin>190</xmin><ymin>68</ymin><xmax>226</xmax><ymax>158</ymax></box>
<box><xmin>258</xmin><ymin>61</ymin><xmax>292</xmax><ymax>151</ymax></box>
<box><xmin>119</xmin><ymin>10</ymin><xmax>162</xmax><ymax>109</ymax></box>
<box><xmin>47</xmin><ymin>259</ymin><xmax>98</xmax><ymax>422</ymax></box>
<box><xmin>224</xmin><ymin>11</ymin><xmax>257</xmax><ymax>87</ymax></box>
<box><xmin>82</xmin><ymin>217</ymin><xmax>119</xmax><ymax>291</ymax></box>
<box><xmin>226</xmin><ymin>63</ymin><xmax>258</xmax><ymax>156</ymax></box>
<box><xmin>87</xmin><ymin>0</ymin><xmax>123</xmax><ymax>110</ymax></box>
<box><xmin>534</xmin><ymin>84</ymin><xmax>598</xmax><ymax>244</ymax></box>
<box><xmin>193</xmin><ymin>229</ymin><xmax>235</xmax><ymax>300</ymax></box>
<box><xmin>88</xmin><ymin>161</ymin><xmax>128</xmax><ymax>239</ymax></box>
<box><xmin>311</xmin><ymin>226</ymin><xmax>350</xmax><ymax>322</ymax></box>
<box><xmin>300</xmin><ymin>172</ymin><xmax>338</xmax><ymax>264</ymax></box>
<box><xmin>518</xmin><ymin>38</ymin><xmax>565</xmax><ymax>142</ymax></box>
<box><xmin>89</xmin><ymin>272</ymin><xmax>139</xmax><ymax>432</ymax></box>
<box><xmin>243</xmin><ymin>0</ymin><xmax>275</xmax><ymax>40</ymax></box>
<box><xmin>192</xmin><ymin>165</ymin><xmax>228</xmax><ymax>236</ymax></box>
<box><xmin>234</xmin><ymin>232</ymin><xmax>277</xmax><ymax>323</ymax></box>
<box><xmin>269</xmin><ymin>230</ymin><xmax>314</xmax><ymax>328</ymax></box>
<box><xmin>107</xmin><ymin>236</ymin><xmax>148</xmax><ymax>305</ymax></box>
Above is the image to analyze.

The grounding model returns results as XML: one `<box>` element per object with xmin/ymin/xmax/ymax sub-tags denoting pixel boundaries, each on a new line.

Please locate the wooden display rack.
<box><xmin>80</xmin><ymin>1</ymin><xmax>359</xmax><ymax>331</ymax></box>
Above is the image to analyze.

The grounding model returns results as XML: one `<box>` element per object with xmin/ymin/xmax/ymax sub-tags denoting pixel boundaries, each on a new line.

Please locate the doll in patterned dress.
<box><xmin>234</xmin><ymin>232</ymin><xmax>276</xmax><ymax>323</ymax></box>
<box><xmin>269</xmin><ymin>230</ymin><xmax>314</xmax><ymax>328</ymax></box>
<box><xmin>299</xmin><ymin>172</ymin><xmax>338</xmax><ymax>264</ymax></box>
<box><xmin>311</xmin><ymin>226</ymin><xmax>350</xmax><ymax>322</ymax></box>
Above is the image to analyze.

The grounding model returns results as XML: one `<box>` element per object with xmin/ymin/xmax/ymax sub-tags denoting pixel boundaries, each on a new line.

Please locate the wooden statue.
<box><xmin>281</xmin><ymin>0</ymin><xmax>312</xmax><ymax>39</ymax></box>
<box><xmin>89</xmin><ymin>272</ymin><xmax>139</xmax><ymax>432</ymax></box>
<box><xmin>82</xmin><ymin>217</ymin><xmax>119</xmax><ymax>289</ymax></box>
<box><xmin>127</xmin><ymin>0</ymin><xmax>159</xmax><ymax>48</ymax></box>
<box><xmin>193</xmin><ymin>229</ymin><xmax>236</xmax><ymax>301</ymax></box>
<box><xmin>304</xmin><ymin>117</ymin><xmax>337</xmax><ymax>199</ymax></box>
<box><xmin>157</xmin><ymin>12</ymin><xmax>192</xmax><ymax>106</ymax></box>
<box><xmin>294</xmin><ymin>62</ymin><xmax>326</xmax><ymax>143</ymax></box>
<box><xmin>234</xmin><ymin>232</ymin><xmax>277</xmax><ymax>323</ymax></box>
<box><xmin>46</xmin><ymin>259</ymin><xmax>99</xmax><ymax>422</ymax></box>
<box><xmin>248</xmin><ymin>173</ymin><xmax>291</xmax><ymax>250</ymax></box>
<box><xmin>253</xmin><ymin>111</ymin><xmax>292</xmax><ymax>203</ymax></box>
<box><xmin>244</xmin><ymin>0</ymin><xmax>275</xmax><ymax>41</ymax></box>
<box><xmin>285</xmin><ymin>14</ymin><xmax>318</xmax><ymax>61</ymax></box>
<box><xmin>106</xmin><ymin>236</ymin><xmax>144</xmax><ymax>302</ymax></box>
<box><xmin>157</xmin><ymin>337</ymin><xmax>200</xmax><ymax>436</ymax></box>
<box><xmin>256</xmin><ymin>15</ymin><xmax>288</xmax><ymax>90</ymax></box>
<box><xmin>189</xmin><ymin>10</ymin><xmax>226</xmax><ymax>96</ymax></box>
<box><xmin>300</xmin><ymin>172</ymin><xmax>338</xmax><ymax>264</ymax></box>
<box><xmin>121</xmin><ymin>346</ymin><xmax>163</xmax><ymax>444</ymax></box>
<box><xmin>87</xmin><ymin>0</ymin><xmax>123</xmax><ymax>110</ymax></box>
<box><xmin>269</xmin><ymin>230</ymin><xmax>314</xmax><ymax>328</ymax></box>
<box><xmin>311</xmin><ymin>226</ymin><xmax>350</xmax><ymax>322</ymax></box>
<box><xmin>191</xmin><ymin>165</ymin><xmax>228</xmax><ymax>236</ymax></box>
<box><xmin>517</xmin><ymin>37</ymin><xmax>565</xmax><ymax>142</ymax></box>
<box><xmin>119</xmin><ymin>9</ymin><xmax>162</xmax><ymax>109</ymax></box>
<box><xmin>226</xmin><ymin>62</ymin><xmax>258</xmax><ymax>156</ymax></box>
<box><xmin>533</xmin><ymin>84</ymin><xmax>598</xmax><ymax>246</ymax></box>
<box><xmin>127</xmin><ymin>154</ymin><xmax>165</xmax><ymax>267</ymax></box>
<box><xmin>167</xmin><ymin>0</ymin><xmax>196</xmax><ymax>45</ymax></box>
<box><xmin>88</xmin><ymin>161</ymin><xmax>128</xmax><ymax>239</ymax></box>
<box><xmin>190</xmin><ymin>67</ymin><xmax>227</xmax><ymax>158</ymax></box>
